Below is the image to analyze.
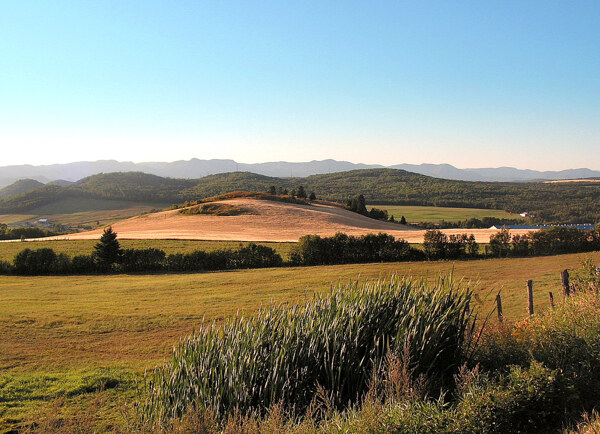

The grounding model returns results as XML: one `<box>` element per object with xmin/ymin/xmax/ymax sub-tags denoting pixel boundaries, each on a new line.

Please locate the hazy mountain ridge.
<box><xmin>0</xmin><ymin>159</ymin><xmax>599</xmax><ymax>188</ymax></box>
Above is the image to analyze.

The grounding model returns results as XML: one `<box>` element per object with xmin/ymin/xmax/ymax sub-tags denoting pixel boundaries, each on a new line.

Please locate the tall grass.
<box><xmin>139</xmin><ymin>275</ymin><xmax>475</xmax><ymax>425</ymax></box>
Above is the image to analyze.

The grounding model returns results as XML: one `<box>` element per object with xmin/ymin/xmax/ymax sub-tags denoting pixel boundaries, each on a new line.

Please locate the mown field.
<box><xmin>371</xmin><ymin>204</ymin><xmax>520</xmax><ymax>223</ymax></box>
<box><xmin>0</xmin><ymin>239</ymin><xmax>297</xmax><ymax>262</ymax></box>
<box><xmin>1</xmin><ymin>252</ymin><xmax>598</xmax><ymax>431</ymax></box>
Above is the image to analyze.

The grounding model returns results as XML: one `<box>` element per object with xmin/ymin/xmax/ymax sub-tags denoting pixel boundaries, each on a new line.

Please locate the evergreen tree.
<box><xmin>268</xmin><ymin>186</ymin><xmax>277</xmax><ymax>195</ymax></box>
<box><xmin>400</xmin><ymin>215</ymin><xmax>407</xmax><ymax>225</ymax></box>
<box><xmin>309</xmin><ymin>192</ymin><xmax>316</xmax><ymax>201</ymax></box>
<box><xmin>94</xmin><ymin>226</ymin><xmax>122</xmax><ymax>271</ymax></box>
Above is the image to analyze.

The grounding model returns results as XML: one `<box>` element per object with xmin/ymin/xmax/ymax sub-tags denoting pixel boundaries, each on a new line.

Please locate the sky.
<box><xmin>0</xmin><ymin>1</ymin><xmax>599</xmax><ymax>170</ymax></box>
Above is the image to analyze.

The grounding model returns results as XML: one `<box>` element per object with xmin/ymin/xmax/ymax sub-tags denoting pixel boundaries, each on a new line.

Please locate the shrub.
<box><xmin>0</xmin><ymin>259</ymin><xmax>12</xmax><ymax>274</ymax></box>
<box><xmin>140</xmin><ymin>275</ymin><xmax>475</xmax><ymax>424</ymax></box>
<box><xmin>120</xmin><ymin>248</ymin><xmax>166</xmax><ymax>272</ymax></box>
<box><xmin>70</xmin><ymin>254</ymin><xmax>98</xmax><ymax>274</ymax></box>
<box><xmin>476</xmin><ymin>288</ymin><xmax>600</xmax><ymax>411</ymax></box>
<box><xmin>230</xmin><ymin>243</ymin><xmax>283</xmax><ymax>269</ymax></box>
<box><xmin>291</xmin><ymin>232</ymin><xmax>414</xmax><ymax>266</ymax></box>
<box><xmin>13</xmin><ymin>248</ymin><xmax>69</xmax><ymax>275</ymax></box>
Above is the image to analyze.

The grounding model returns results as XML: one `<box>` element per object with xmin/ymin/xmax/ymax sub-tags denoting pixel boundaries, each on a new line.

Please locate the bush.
<box><xmin>70</xmin><ymin>254</ymin><xmax>98</xmax><ymax>274</ymax></box>
<box><xmin>230</xmin><ymin>243</ymin><xmax>283</xmax><ymax>269</ymax></box>
<box><xmin>291</xmin><ymin>232</ymin><xmax>414</xmax><ymax>266</ymax></box>
<box><xmin>476</xmin><ymin>288</ymin><xmax>600</xmax><ymax>411</ymax></box>
<box><xmin>140</xmin><ymin>275</ymin><xmax>475</xmax><ymax>423</ymax></box>
<box><xmin>13</xmin><ymin>248</ymin><xmax>71</xmax><ymax>275</ymax></box>
<box><xmin>0</xmin><ymin>259</ymin><xmax>12</xmax><ymax>274</ymax></box>
<box><xmin>120</xmin><ymin>248</ymin><xmax>166</xmax><ymax>272</ymax></box>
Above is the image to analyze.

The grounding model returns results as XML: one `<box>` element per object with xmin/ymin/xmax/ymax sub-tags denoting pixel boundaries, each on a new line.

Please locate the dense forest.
<box><xmin>1</xmin><ymin>169</ymin><xmax>599</xmax><ymax>223</ymax></box>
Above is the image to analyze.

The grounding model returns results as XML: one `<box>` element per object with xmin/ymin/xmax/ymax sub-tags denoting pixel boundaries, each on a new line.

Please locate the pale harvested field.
<box><xmin>33</xmin><ymin>198</ymin><xmax>533</xmax><ymax>243</ymax></box>
<box><xmin>545</xmin><ymin>179</ymin><xmax>600</xmax><ymax>183</ymax></box>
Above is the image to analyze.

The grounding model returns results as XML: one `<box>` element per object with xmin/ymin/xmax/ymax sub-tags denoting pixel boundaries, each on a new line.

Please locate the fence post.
<box><xmin>561</xmin><ymin>269</ymin><xmax>570</xmax><ymax>297</ymax></box>
<box><xmin>496</xmin><ymin>292</ymin><xmax>503</xmax><ymax>322</ymax></box>
<box><xmin>549</xmin><ymin>291</ymin><xmax>555</xmax><ymax>309</ymax></box>
<box><xmin>527</xmin><ymin>280</ymin><xmax>534</xmax><ymax>316</ymax></box>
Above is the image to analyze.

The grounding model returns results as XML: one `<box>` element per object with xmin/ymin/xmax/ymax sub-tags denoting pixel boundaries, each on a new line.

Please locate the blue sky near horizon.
<box><xmin>0</xmin><ymin>1</ymin><xmax>599</xmax><ymax>170</ymax></box>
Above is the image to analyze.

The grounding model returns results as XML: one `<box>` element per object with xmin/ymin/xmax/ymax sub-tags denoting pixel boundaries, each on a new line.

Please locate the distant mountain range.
<box><xmin>0</xmin><ymin>158</ymin><xmax>599</xmax><ymax>188</ymax></box>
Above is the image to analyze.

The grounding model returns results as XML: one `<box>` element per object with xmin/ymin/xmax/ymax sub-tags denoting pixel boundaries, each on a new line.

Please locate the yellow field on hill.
<box><xmin>34</xmin><ymin>198</ymin><xmax>533</xmax><ymax>243</ymax></box>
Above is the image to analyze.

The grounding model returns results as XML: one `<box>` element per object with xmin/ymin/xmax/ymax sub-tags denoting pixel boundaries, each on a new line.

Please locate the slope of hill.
<box><xmin>1</xmin><ymin>169</ymin><xmax>600</xmax><ymax>223</ymax></box>
<box><xmin>1</xmin><ymin>158</ymin><xmax>599</xmax><ymax>185</ymax></box>
<box><xmin>47</xmin><ymin>197</ymin><xmax>530</xmax><ymax>243</ymax></box>
<box><xmin>0</xmin><ymin>179</ymin><xmax>44</xmax><ymax>199</ymax></box>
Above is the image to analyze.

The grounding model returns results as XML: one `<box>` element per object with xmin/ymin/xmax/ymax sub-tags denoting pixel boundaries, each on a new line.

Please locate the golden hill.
<box><xmin>42</xmin><ymin>198</ymin><xmax>532</xmax><ymax>243</ymax></box>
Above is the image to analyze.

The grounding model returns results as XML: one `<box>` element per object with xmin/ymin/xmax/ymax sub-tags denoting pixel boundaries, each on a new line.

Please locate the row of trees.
<box><xmin>1</xmin><ymin>228</ymin><xmax>283</xmax><ymax>275</ymax></box>
<box><xmin>345</xmin><ymin>194</ymin><xmax>397</xmax><ymax>222</ymax></box>
<box><xmin>488</xmin><ymin>227</ymin><xmax>600</xmax><ymax>257</ymax></box>
<box><xmin>413</xmin><ymin>217</ymin><xmax>526</xmax><ymax>230</ymax></box>
<box><xmin>290</xmin><ymin>233</ymin><xmax>422</xmax><ymax>265</ymax></box>
<box><xmin>0</xmin><ymin>223</ymin><xmax>61</xmax><ymax>241</ymax></box>
<box><xmin>4</xmin><ymin>227</ymin><xmax>600</xmax><ymax>275</ymax></box>
<box><xmin>267</xmin><ymin>185</ymin><xmax>316</xmax><ymax>201</ymax></box>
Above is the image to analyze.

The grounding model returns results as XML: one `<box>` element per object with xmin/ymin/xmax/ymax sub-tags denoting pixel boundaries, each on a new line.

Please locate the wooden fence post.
<box><xmin>561</xmin><ymin>269</ymin><xmax>570</xmax><ymax>297</ymax></box>
<box><xmin>496</xmin><ymin>292</ymin><xmax>503</xmax><ymax>322</ymax></box>
<box><xmin>527</xmin><ymin>280</ymin><xmax>534</xmax><ymax>316</ymax></box>
<box><xmin>549</xmin><ymin>291</ymin><xmax>555</xmax><ymax>309</ymax></box>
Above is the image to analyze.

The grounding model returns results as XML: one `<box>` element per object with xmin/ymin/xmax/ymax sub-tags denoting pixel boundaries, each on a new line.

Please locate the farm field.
<box><xmin>371</xmin><ymin>204</ymin><xmax>520</xmax><ymax>223</ymax></box>
<box><xmin>0</xmin><ymin>198</ymin><xmax>168</xmax><ymax>229</ymax></box>
<box><xmin>0</xmin><ymin>251</ymin><xmax>598</xmax><ymax>430</ymax></box>
<box><xmin>0</xmin><ymin>239</ymin><xmax>296</xmax><ymax>262</ymax></box>
<box><xmin>33</xmin><ymin>198</ymin><xmax>533</xmax><ymax>243</ymax></box>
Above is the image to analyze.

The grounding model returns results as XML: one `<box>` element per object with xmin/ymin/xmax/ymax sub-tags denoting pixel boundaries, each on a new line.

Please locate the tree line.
<box><xmin>3</xmin><ymin>226</ymin><xmax>600</xmax><ymax>275</ymax></box>
<box><xmin>0</xmin><ymin>223</ymin><xmax>64</xmax><ymax>241</ymax></box>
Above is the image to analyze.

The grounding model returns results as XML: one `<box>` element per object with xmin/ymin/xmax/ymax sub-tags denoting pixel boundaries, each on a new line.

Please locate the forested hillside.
<box><xmin>1</xmin><ymin>169</ymin><xmax>599</xmax><ymax>223</ymax></box>
<box><xmin>0</xmin><ymin>179</ymin><xmax>44</xmax><ymax>199</ymax></box>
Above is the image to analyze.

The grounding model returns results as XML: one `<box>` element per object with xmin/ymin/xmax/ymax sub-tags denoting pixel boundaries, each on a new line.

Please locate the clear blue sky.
<box><xmin>1</xmin><ymin>1</ymin><xmax>598</xmax><ymax>169</ymax></box>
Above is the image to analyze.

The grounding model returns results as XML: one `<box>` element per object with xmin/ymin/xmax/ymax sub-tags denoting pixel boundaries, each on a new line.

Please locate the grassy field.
<box><xmin>0</xmin><ymin>198</ymin><xmax>168</xmax><ymax>229</ymax></box>
<box><xmin>0</xmin><ymin>239</ymin><xmax>297</xmax><ymax>262</ymax></box>
<box><xmin>371</xmin><ymin>204</ymin><xmax>520</xmax><ymax>223</ymax></box>
<box><xmin>1</xmin><ymin>252</ymin><xmax>598</xmax><ymax>430</ymax></box>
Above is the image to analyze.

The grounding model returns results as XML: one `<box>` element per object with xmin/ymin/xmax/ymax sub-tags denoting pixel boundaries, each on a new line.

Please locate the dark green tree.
<box><xmin>423</xmin><ymin>229</ymin><xmax>448</xmax><ymax>259</ymax></box>
<box><xmin>296</xmin><ymin>185</ymin><xmax>307</xmax><ymax>199</ymax></box>
<box><xmin>94</xmin><ymin>226</ymin><xmax>122</xmax><ymax>271</ymax></box>
<box><xmin>309</xmin><ymin>192</ymin><xmax>316</xmax><ymax>201</ymax></box>
<box><xmin>268</xmin><ymin>186</ymin><xmax>277</xmax><ymax>195</ymax></box>
<box><xmin>400</xmin><ymin>216</ymin><xmax>407</xmax><ymax>225</ymax></box>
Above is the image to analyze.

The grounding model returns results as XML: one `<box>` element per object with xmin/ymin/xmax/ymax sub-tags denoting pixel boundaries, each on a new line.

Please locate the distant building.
<box><xmin>38</xmin><ymin>218</ymin><xmax>48</xmax><ymax>223</ymax></box>
<box><xmin>520</xmin><ymin>212</ymin><xmax>533</xmax><ymax>218</ymax></box>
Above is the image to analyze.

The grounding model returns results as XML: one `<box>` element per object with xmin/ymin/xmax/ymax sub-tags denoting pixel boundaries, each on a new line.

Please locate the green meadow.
<box><xmin>372</xmin><ymin>204</ymin><xmax>519</xmax><ymax>223</ymax></box>
<box><xmin>1</xmin><ymin>252</ymin><xmax>598</xmax><ymax>430</ymax></box>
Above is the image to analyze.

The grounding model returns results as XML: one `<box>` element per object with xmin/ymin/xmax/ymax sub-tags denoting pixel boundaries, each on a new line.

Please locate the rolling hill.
<box><xmin>0</xmin><ymin>179</ymin><xmax>44</xmax><ymax>199</ymax></box>
<box><xmin>1</xmin><ymin>169</ymin><xmax>599</xmax><ymax>223</ymax></box>
<box><xmin>45</xmin><ymin>197</ymin><xmax>530</xmax><ymax>243</ymax></box>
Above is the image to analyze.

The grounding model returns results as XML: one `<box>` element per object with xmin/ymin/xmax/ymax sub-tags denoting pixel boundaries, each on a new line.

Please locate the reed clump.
<box><xmin>139</xmin><ymin>275</ymin><xmax>475</xmax><ymax>425</ymax></box>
